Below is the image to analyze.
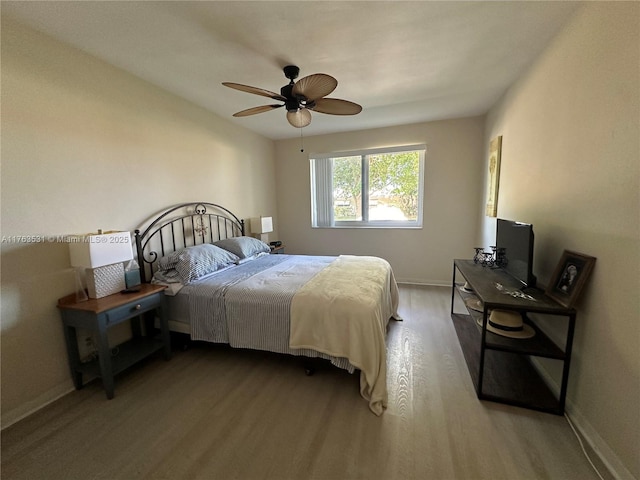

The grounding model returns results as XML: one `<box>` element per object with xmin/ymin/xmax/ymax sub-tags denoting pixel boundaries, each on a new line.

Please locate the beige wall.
<box><xmin>482</xmin><ymin>4</ymin><xmax>639</xmax><ymax>479</ymax></box>
<box><xmin>274</xmin><ymin>117</ymin><xmax>485</xmax><ymax>285</ymax></box>
<box><xmin>0</xmin><ymin>19</ymin><xmax>277</xmax><ymax>426</ymax></box>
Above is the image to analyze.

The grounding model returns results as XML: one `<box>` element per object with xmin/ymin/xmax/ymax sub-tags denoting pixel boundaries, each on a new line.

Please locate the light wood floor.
<box><xmin>2</xmin><ymin>285</ymin><xmax>605</xmax><ymax>480</ymax></box>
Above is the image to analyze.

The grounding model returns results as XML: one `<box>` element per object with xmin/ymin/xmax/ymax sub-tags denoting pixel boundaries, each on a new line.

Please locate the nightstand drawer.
<box><xmin>105</xmin><ymin>293</ymin><xmax>161</xmax><ymax>324</ymax></box>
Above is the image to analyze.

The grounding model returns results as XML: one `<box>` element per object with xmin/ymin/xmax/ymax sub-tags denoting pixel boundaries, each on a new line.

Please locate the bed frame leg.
<box><xmin>170</xmin><ymin>332</ymin><xmax>192</xmax><ymax>351</ymax></box>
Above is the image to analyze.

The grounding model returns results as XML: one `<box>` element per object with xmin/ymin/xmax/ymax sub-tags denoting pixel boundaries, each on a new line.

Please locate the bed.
<box><xmin>134</xmin><ymin>202</ymin><xmax>400</xmax><ymax>415</ymax></box>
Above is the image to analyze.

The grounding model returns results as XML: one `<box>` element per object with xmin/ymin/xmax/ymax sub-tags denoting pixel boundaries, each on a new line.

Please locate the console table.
<box><xmin>450</xmin><ymin>259</ymin><xmax>576</xmax><ymax>415</ymax></box>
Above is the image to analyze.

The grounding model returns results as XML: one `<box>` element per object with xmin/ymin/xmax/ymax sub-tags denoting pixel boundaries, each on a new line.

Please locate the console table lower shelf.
<box><xmin>452</xmin><ymin>313</ymin><xmax>560</xmax><ymax>413</ymax></box>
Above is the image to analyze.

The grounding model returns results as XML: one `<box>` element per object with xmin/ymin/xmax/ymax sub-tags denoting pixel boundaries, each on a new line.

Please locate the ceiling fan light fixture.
<box><xmin>287</xmin><ymin>109</ymin><xmax>311</xmax><ymax>128</ymax></box>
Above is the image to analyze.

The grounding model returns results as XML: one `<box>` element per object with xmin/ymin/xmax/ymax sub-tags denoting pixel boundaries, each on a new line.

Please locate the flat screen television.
<box><xmin>496</xmin><ymin>219</ymin><xmax>537</xmax><ymax>288</ymax></box>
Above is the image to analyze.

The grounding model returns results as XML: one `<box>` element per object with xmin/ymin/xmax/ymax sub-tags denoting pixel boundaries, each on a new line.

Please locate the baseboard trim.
<box><xmin>564</xmin><ymin>405</ymin><xmax>636</xmax><ymax>480</ymax></box>
<box><xmin>396</xmin><ymin>279</ymin><xmax>450</xmax><ymax>287</ymax></box>
<box><xmin>530</xmin><ymin>357</ymin><xmax>635</xmax><ymax>480</ymax></box>
<box><xmin>1</xmin><ymin>383</ymin><xmax>74</xmax><ymax>431</ymax></box>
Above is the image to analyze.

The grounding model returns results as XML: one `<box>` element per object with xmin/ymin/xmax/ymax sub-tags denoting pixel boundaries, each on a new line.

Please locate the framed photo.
<box><xmin>485</xmin><ymin>135</ymin><xmax>502</xmax><ymax>217</ymax></box>
<box><xmin>546</xmin><ymin>250</ymin><xmax>596</xmax><ymax>308</ymax></box>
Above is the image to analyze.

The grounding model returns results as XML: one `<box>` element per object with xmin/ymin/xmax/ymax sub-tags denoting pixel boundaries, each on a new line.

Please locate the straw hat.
<box><xmin>460</xmin><ymin>282</ymin><xmax>474</xmax><ymax>293</ymax></box>
<box><xmin>464</xmin><ymin>296</ymin><xmax>484</xmax><ymax>312</ymax></box>
<box><xmin>476</xmin><ymin>309</ymin><xmax>535</xmax><ymax>339</ymax></box>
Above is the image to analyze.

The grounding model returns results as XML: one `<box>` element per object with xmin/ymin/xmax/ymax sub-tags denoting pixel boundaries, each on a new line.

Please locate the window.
<box><xmin>310</xmin><ymin>145</ymin><xmax>425</xmax><ymax>228</ymax></box>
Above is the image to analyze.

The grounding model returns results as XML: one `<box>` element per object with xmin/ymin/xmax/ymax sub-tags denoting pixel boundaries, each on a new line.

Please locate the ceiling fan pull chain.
<box><xmin>300</xmin><ymin>128</ymin><xmax>305</xmax><ymax>153</ymax></box>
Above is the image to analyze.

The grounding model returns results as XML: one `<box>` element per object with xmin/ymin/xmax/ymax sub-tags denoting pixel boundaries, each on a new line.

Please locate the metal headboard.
<box><xmin>134</xmin><ymin>202</ymin><xmax>245</xmax><ymax>283</ymax></box>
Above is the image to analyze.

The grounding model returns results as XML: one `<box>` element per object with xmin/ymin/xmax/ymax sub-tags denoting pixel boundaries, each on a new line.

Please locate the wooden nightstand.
<box><xmin>270</xmin><ymin>244</ymin><xmax>285</xmax><ymax>254</ymax></box>
<box><xmin>57</xmin><ymin>283</ymin><xmax>171</xmax><ymax>399</ymax></box>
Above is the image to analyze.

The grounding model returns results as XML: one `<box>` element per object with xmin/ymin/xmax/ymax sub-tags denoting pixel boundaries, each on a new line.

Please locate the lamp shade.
<box><xmin>69</xmin><ymin>231</ymin><xmax>133</xmax><ymax>299</ymax></box>
<box><xmin>69</xmin><ymin>231</ymin><xmax>133</xmax><ymax>267</ymax></box>
<box><xmin>250</xmin><ymin>217</ymin><xmax>273</xmax><ymax>235</ymax></box>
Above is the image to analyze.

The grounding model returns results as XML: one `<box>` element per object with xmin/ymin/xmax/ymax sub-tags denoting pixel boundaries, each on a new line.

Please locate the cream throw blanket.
<box><xmin>289</xmin><ymin>255</ymin><xmax>400</xmax><ymax>415</ymax></box>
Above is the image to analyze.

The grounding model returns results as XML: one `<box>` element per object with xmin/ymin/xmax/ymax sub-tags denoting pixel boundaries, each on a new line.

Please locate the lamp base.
<box><xmin>86</xmin><ymin>263</ymin><xmax>125</xmax><ymax>299</ymax></box>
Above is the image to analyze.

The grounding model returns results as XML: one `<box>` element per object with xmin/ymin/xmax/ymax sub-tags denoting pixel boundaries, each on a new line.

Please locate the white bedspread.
<box><xmin>289</xmin><ymin>255</ymin><xmax>400</xmax><ymax>415</ymax></box>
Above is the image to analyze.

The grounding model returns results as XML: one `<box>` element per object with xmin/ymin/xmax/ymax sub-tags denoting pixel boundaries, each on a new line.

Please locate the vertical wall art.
<box><xmin>485</xmin><ymin>135</ymin><xmax>502</xmax><ymax>217</ymax></box>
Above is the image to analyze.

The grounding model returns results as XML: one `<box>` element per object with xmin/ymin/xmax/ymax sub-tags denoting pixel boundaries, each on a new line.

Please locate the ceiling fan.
<box><xmin>222</xmin><ymin>65</ymin><xmax>362</xmax><ymax>128</ymax></box>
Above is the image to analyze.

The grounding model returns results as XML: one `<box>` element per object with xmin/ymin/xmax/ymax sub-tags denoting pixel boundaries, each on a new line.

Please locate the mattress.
<box><xmin>164</xmin><ymin>254</ymin><xmax>358</xmax><ymax>372</ymax></box>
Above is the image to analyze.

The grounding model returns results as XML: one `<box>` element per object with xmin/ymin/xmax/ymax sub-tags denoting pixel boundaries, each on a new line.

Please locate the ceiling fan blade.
<box><xmin>292</xmin><ymin>74</ymin><xmax>337</xmax><ymax>101</ymax></box>
<box><xmin>222</xmin><ymin>82</ymin><xmax>286</xmax><ymax>101</ymax></box>
<box><xmin>287</xmin><ymin>109</ymin><xmax>312</xmax><ymax>128</ymax></box>
<box><xmin>312</xmin><ymin>98</ymin><xmax>363</xmax><ymax>115</ymax></box>
<box><xmin>233</xmin><ymin>104</ymin><xmax>283</xmax><ymax>117</ymax></box>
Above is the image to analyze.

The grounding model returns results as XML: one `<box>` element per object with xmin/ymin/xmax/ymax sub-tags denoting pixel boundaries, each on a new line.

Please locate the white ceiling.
<box><xmin>2</xmin><ymin>1</ymin><xmax>581</xmax><ymax>140</ymax></box>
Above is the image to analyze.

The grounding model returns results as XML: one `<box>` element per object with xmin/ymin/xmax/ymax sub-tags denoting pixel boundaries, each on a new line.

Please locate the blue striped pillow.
<box><xmin>214</xmin><ymin>236</ymin><xmax>270</xmax><ymax>260</ymax></box>
<box><xmin>174</xmin><ymin>244</ymin><xmax>239</xmax><ymax>284</ymax></box>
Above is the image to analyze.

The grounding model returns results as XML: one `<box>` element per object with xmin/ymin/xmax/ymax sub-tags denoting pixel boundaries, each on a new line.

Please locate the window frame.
<box><xmin>310</xmin><ymin>144</ymin><xmax>426</xmax><ymax>229</ymax></box>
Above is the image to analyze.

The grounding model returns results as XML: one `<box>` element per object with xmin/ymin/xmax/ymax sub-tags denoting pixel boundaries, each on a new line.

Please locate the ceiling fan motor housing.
<box><xmin>282</xmin><ymin>65</ymin><xmax>308</xmax><ymax>111</ymax></box>
<box><xmin>280</xmin><ymin>84</ymin><xmax>299</xmax><ymax>111</ymax></box>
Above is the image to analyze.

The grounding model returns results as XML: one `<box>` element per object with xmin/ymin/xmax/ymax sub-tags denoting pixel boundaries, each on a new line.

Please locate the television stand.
<box><xmin>450</xmin><ymin>259</ymin><xmax>576</xmax><ymax>415</ymax></box>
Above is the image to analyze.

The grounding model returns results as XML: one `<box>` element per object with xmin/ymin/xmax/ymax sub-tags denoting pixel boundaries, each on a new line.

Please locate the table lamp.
<box><xmin>250</xmin><ymin>216</ymin><xmax>273</xmax><ymax>243</ymax></box>
<box><xmin>69</xmin><ymin>231</ymin><xmax>133</xmax><ymax>299</ymax></box>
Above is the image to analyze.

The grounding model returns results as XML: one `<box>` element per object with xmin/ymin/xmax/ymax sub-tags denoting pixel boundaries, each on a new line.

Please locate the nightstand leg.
<box><xmin>158</xmin><ymin>299</ymin><xmax>172</xmax><ymax>360</ymax></box>
<box><xmin>96</xmin><ymin>324</ymin><xmax>115</xmax><ymax>399</ymax></box>
<box><xmin>62</xmin><ymin>323</ymin><xmax>83</xmax><ymax>390</ymax></box>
